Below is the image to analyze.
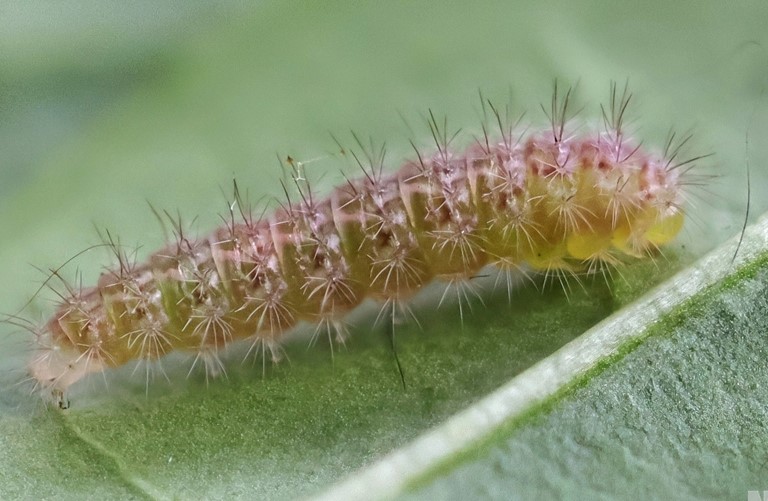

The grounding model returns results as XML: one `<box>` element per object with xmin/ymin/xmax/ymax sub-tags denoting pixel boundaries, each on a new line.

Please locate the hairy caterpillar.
<box><xmin>22</xmin><ymin>83</ymin><xmax>701</xmax><ymax>407</ymax></box>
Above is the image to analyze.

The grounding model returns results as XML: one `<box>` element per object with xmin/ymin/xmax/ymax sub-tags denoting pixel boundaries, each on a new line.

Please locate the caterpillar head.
<box><xmin>27</xmin><ymin>326</ymin><xmax>106</xmax><ymax>408</ymax></box>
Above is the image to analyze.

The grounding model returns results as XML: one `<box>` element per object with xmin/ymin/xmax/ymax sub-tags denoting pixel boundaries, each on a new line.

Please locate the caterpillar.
<box><xmin>23</xmin><ymin>83</ymin><xmax>700</xmax><ymax>407</ymax></box>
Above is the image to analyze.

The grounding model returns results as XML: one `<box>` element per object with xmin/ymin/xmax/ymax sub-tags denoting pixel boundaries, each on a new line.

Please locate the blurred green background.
<box><xmin>1</xmin><ymin>1</ymin><xmax>767</xmax><ymax>499</ymax></box>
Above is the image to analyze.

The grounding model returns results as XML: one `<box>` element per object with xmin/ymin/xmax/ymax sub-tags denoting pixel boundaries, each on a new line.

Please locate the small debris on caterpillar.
<box><xmin>16</xmin><ymin>81</ymin><xmax>706</xmax><ymax>408</ymax></box>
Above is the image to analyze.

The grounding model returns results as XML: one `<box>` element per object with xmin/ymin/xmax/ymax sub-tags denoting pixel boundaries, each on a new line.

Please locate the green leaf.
<box><xmin>1</xmin><ymin>1</ymin><xmax>767</xmax><ymax>500</ymax></box>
